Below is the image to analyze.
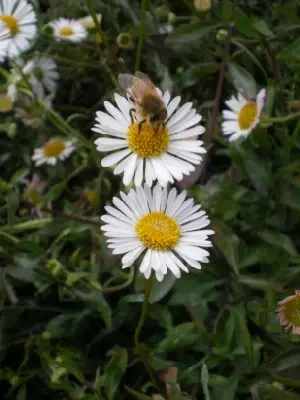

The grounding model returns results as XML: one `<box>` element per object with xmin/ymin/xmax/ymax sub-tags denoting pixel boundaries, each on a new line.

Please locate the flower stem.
<box><xmin>134</xmin><ymin>274</ymin><xmax>159</xmax><ymax>390</ymax></box>
<box><xmin>262</xmin><ymin>111</ymin><xmax>300</xmax><ymax>124</ymax></box>
<box><xmin>135</xmin><ymin>0</ymin><xmax>147</xmax><ymax>71</ymax></box>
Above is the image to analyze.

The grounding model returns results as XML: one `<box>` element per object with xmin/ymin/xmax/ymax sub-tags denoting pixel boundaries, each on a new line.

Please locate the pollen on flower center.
<box><xmin>0</xmin><ymin>14</ymin><xmax>19</xmax><ymax>36</ymax></box>
<box><xmin>238</xmin><ymin>103</ymin><xmax>258</xmax><ymax>130</ymax></box>
<box><xmin>43</xmin><ymin>140</ymin><xmax>66</xmax><ymax>157</ymax></box>
<box><xmin>136</xmin><ymin>211</ymin><xmax>180</xmax><ymax>251</ymax></box>
<box><xmin>283</xmin><ymin>295</ymin><xmax>300</xmax><ymax>326</ymax></box>
<box><xmin>59</xmin><ymin>26</ymin><xmax>74</xmax><ymax>37</ymax></box>
<box><xmin>127</xmin><ymin>121</ymin><xmax>169</xmax><ymax>158</ymax></box>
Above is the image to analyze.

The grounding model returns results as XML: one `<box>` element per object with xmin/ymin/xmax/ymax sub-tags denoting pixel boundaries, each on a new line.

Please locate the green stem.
<box><xmin>134</xmin><ymin>274</ymin><xmax>159</xmax><ymax>390</ymax></box>
<box><xmin>85</xmin><ymin>0</ymin><xmax>119</xmax><ymax>89</ymax></box>
<box><xmin>262</xmin><ymin>110</ymin><xmax>300</xmax><ymax>124</ymax></box>
<box><xmin>85</xmin><ymin>0</ymin><xmax>108</xmax><ymax>48</ymax></box>
<box><xmin>135</xmin><ymin>0</ymin><xmax>147</xmax><ymax>71</ymax></box>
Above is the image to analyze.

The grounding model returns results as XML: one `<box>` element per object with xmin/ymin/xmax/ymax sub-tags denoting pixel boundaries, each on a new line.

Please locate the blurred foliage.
<box><xmin>2</xmin><ymin>0</ymin><xmax>300</xmax><ymax>399</ymax></box>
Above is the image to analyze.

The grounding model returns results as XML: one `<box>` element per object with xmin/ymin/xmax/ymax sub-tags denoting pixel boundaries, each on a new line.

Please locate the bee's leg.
<box><xmin>138</xmin><ymin>119</ymin><xmax>146</xmax><ymax>134</ymax></box>
<box><xmin>129</xmin><ymin>108</ymin><xmax>136</xmax><ymax>124</ymax></box>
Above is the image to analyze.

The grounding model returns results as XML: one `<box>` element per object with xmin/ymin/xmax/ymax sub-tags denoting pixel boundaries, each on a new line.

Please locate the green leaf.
<box><xmin>258</xmin><ymin>230</ymin><xmax>298</xmax><ymax>256</ymax></box>
<box><xmin>149</xmin><ymin>273</ymin><xmax>176</xmax><ymax>303</ymax></box>
<box><xmin>180</xmin><ymin>63</ymin><xmax>220</xmax><ymax>88</ymax></box>
<box><xmin>155</xmin><ymin>322</ymin><xmax>197</xmax><ymax>353</ymax></box>
<box><xmin>279</xmin><ymin>38</ymin><xmax>300</xmax><ymax>62</ymax></box>
<box><xmin>220</xmin><ymin>0</ymin><xmax>233</xmax><ymax>21</ymax></box>
<box><xmin>234</xmin><ymin>8</ymin><xmax>260</xmax><ymax>39</ymax></box>
<box><xmin>232</xmin><ymin>309</ymin><xmax>254</xmax><ymax>366</ymax></box>
<box><xmin>238</xmin><ymin>275</ymin><xmax>270</xmax><ymax>290</ymax></box>
<box><xmin>16</xmin><ymin>386</ymin><xmax>26</xmax><ymax>400</ymax></box>
<box><xmin>45</xmin><ymin>311</ymin><xmax>89</xmax><ymax>338</ymax></box>
<box><xmin>236</xmin><ymin>146</ymin><xmax>269</xmax><ymax>196</ymax></box>
<box><xmin>103</xmin><ymin>348</ymin><xmax>128</xmax><ymax>400</ymax></box>
<box><xmin>252</xmin><ymin>19</ymin><xmax>274</xmax><ymax>37</ymax></box>
<box><xmin>212</xmin><ymin>376</ymin><xmax>239</xmax><ymax>400</ymax></box>
<box><xmin>214</xmin><ymin>308</ymin><xmax>235</xmax><ymax>351</ymax></box>
<box><xmin>47</xmin><ymin>181</ymin><xmax>67</xmax><ymax>201</ymax></box>
<box><xmin>201</xmin><ymin>364</ymin><xmax>211</xmax><ymax>400</ymax></box>
<box><xmin>227</xmin><ymin>61</ymin><xmax>257</xmax><ymax>99</ymax></box>
<box><xmin>10</xmin><ymin>169</ymin><xmax>29</xmax><ymax>185</ymax></box>
<box><xmin>213</xmin><ymin>222</ymin><xmax>240</xmax><ymax>275</ymax></box>
<box><xmin>167</xmin><ymin>22</ymin><xmax>221</xmax><ymax>44</ymax></box>
<box><xmin>75</xmin><ymin>289</ymin><xmax>112</xmax><ymax>328</ymax></box>
<box><xmin>254</xmin><ymin>384</ymin><xmax>300</xmax><ymax>400</ymax></box>
<box><xmin>124</xmin><ymin>386</ymin><xmax>152</xmax><ymax>400</ymax></box>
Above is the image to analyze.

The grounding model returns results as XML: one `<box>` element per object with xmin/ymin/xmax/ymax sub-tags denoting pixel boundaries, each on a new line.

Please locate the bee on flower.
<box><xmin>32</xmin><ymin>138</ymin><xmax>76</xmax><ymax>167</ymax></box>
<box><xmin>276</xmin><ymin>290</ymin><xmax>300</xmax><ymax>334</ymax></box>
<box><xmin>221</xmin><ymin>89</ymin><xmax>266</xmax><ymax>142</ymax></box>
<box><xmin>93</xmin><ymin>71</ymin><xmax>206</xmax><ymax>187</ymax></box>
<box><xmin>22</xmin><ymin>173</ymin><xmax>48</xmax><ymax>217</ymax></box>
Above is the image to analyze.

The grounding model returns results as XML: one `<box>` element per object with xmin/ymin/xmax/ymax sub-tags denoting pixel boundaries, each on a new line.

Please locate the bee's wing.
<box><xmin>118</xmin><ymin>74</ymin><xmax>135</xmax><ymax>90</ymax></box>
<box><xmin>135</xmin><ymin>71</ymin><xmax>157</xmax><ymax>91</ymax></box>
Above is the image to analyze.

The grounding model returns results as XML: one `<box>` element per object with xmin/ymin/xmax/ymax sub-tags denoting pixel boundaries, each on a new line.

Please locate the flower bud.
<box><xmin>194</xmin><ymin>0</ymin><xmax>211</xmax><ymax>12</ymax></box>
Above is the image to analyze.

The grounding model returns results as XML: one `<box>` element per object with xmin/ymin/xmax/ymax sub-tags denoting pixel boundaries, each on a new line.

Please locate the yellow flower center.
<box><xmin>85</xmin><ymin>190</ymin><xmax>100</xmax><ymax>206</ymax></box>
<box><xmin>136</xmin><ymin>212</ymin><xmax>180</xmax><ymax>251</ymax></box>
<box><xmin>283</xmin><ymin>295</ymin><xmax>300</xmax><ymax>327</ymax></box>
<box><xmin>0</xmin><ymin>14</ymin><xmax>19</xmax><ymax>36</ymax></box>
<box><xmin>0</xmin><ymin>94</ymin><xmax>13</xmax><ymax>112</ymax></box>
<box><xmin>26</xmin><ymin>187</ymin><xmax>41</xmax><ymax>204</ymax></box>
<box><xmin>238</xmin><ymin>103</ymin><xmax>258</xmax><ymax>130</ymax></box>
<box><xmin>43</xmin><ymin>140</ymin><xmax>66</xmax><ymax>158</ymax></box>
<box><xmin>127</xmin><ymin>122</ymin><xmax>169</xmax><ymax>158</ymax></box>
<box><xmin>59</xmin><ymin>26</ymin><xmax>74</xmax><ymax>37</ymax></box>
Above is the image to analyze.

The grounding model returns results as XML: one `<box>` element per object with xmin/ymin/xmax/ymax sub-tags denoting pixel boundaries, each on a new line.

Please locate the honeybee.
<box><xmin>118</xmin><ymin>71</ymin><xmax>167</xmax><ymax>131</ymax></box>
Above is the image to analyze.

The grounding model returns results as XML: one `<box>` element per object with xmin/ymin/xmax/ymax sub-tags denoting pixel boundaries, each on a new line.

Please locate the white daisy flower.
<box><xmin>93</xmin><ymin>90</ymin><xmax>206</xmax><ymax>187</ymax></box>
<box><xmin>7</xmin><ymin>57</ymin><xmax>59</xmax><ymax>101</ymax></box>
<box><xmin>32</xmin><ymin>138</ymin><xmax>76</xmax><ymax>167</ymax></box>
<box><xmin>25</xmin><ymin>57</ymin><xmax>59</xmax><ymax>98</ymax></box>
<box><xmin>50</xmin><ymin>18</ymin><xmax>87</xmax><ymax>42</ymax></box>
<box><xmin>77</xmin><ymin>14</ymin><xmax>102</xmax><ymax>29</ymax></box>
<box><xmin>101</xmin><ymin>184</ymin><xmax>214</xmax><ymax>282</ymax></box>
<box><xmin>0</xmin><ymin>0</ymin><xmax>37</xmax><ymax>59</ymax></box>
<box><xmin>221</xmin><ymin>89</ymin><xmax>266</xmax><ymax>142</ymax></box>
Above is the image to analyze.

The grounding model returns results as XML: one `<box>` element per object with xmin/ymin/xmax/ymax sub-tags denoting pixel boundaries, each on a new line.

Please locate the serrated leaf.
<box><xmin>103</xmin><ymin>348</ymin><xmax>128</xmax><ymax>400</ymax></box>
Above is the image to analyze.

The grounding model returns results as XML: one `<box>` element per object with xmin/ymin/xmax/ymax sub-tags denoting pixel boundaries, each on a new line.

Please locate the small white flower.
<box><xmin>77</xmin><ymin>14</ymin><xmax>102</xmax><ymax>29</ymax></box>
<box><xmin>101</xmin><ymin>184</ymin><xmax>214</xmax><ymax>282</ymax></box>
<box><xmin>32</xmin><ymin>138</ymin><xmax>76</xmax><ymax>166</ymax></box>
<box><xmin>50</xmin><ymin>18</ymin><xmax>87</xmax><ymax>42</ymax></box>
<box><xmin>93</xmin><ymin>89</ymin><xmax>206</xmax><ymax>187</ymax></box>
<box><xmin>8</xmin><ymin>57</ymin><xmax>59</xmax><ymax>101</ymax></box>
<box><xmin>221</xmin><ymin>89</ymin><xmax>266</xmax><ymax>142</ymax></box>
<box><xmin>0</xmin><ymin>0</ymin><xmax>37</xmax><ymax>59</ymax></box>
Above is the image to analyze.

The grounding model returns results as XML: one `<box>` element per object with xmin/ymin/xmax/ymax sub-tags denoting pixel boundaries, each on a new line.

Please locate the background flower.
<box><xmin>0</xmin><ymin>0</ymin><xmax>37</xmax><ymax>59</ymax></box>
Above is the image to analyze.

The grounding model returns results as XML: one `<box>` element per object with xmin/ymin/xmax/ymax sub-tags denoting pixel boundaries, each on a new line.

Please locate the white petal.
<box><xmin>101</xmin><ymin>149</ymin><xmax>131</xmax><ymax>167</ymax></box>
